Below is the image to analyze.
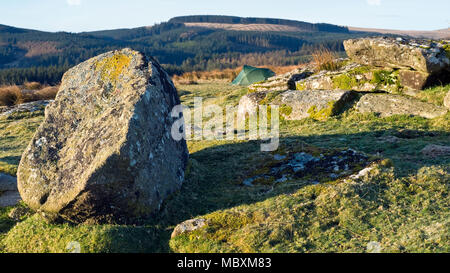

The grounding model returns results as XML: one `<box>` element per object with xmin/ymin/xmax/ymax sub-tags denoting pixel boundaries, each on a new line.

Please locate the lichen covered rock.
<box><xmin>344</xmin><ymin>37</ymin><xmax>450</xmax><ymax>74</ymax></box>
<box><xmin>276</xmin><ymin>90</ymin><xmax>355</xmax><ymax>120</ymax></box>
<box><xmin>17</xmin><ymin>48</ymin><xmax>189</xmax><ymax>224</ymax></box>
<box><xmin>248</xmin><ymin>67</ymin><xmax>313</xmax><ymax>92</ymax></box>
<box><xmin>356</xmin><ymin>93</ymin><xmax>448</xmax><ymax>118</ymax></box>
<box><xmin>344</xmin><ymin>37</ymin><xmax>450</xmax><ymax>90</ymax></box>
<box><xmin>294</xmin><ymin>62</ymin><xmax>403</xmax><ymax>93</ymax></box>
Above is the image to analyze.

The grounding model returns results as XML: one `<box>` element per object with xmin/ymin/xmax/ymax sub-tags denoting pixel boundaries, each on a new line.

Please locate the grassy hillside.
<box><xmin>0</xmin><ymin>82</ymin><xmax>448</xmax><ymax>253</ymax></box>
<box><xmin>0</xmin><ymin>16</ymin><xmax>376</xmax><ymax>85</ymax></box>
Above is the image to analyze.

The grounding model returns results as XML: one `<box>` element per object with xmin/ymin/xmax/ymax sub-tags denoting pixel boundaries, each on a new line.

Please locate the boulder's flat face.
<box><xmin>444</xmin><ymin>91</ymin><xmax>450</xmax><ymax>109</ymax></box>
<box><xmin>17</xmin><ymin>48</ymin><xmax>188</xmax><ymax>224</ymax></box>
<box><xmin>344</xmin><ymin>38</ymin><xmax>450</xmax><ymax>74</ymax></box>
<box><xmin>356</xmin><ymin>93</ymin><xmax>448</xmax><ymax>119</ymax></box>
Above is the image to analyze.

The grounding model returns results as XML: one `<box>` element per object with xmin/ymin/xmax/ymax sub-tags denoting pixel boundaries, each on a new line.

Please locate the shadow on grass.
<box><xmin>1</xmin><ymin>127</ymin><xmax>448</xmax><ymax>253</ymax></box>
<box><xmin>147</xmin><ymin>128</ymin><xmax>449</xmax><ymax>252</ymax></box>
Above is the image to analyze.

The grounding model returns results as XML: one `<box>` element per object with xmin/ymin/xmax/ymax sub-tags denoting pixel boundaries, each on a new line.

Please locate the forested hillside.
<box><xmin>0</xmin><ymin>15</ymin><xmax>376</xmax><ymax>84</ymax></box>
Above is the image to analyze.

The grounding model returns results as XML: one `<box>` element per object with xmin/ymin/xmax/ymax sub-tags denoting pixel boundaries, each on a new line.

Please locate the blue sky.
<box><xmin>1</xmin><ymin>0</ymin><xmax>449</xmax><ymax>32</ymax></box>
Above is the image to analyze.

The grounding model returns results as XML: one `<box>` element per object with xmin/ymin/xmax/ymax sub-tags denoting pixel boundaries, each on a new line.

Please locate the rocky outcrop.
<box><xmin>344</xmin><ymin>37</ymin><xmax>450</xmax><ymax>73</ymax></box>
<box><xmin>238</xmin><ymin>89</ymin><xmax>355</xmax><ymax>121</ymax></box>
<box><xmin>17</xmin><ymin>48</ymin><xmax>189</xmax><ymax>224</ymax></box>
<box><xmin>275</xmin><ymin>90</ymin><xmax>355</xmax><ymax>120</ymax></box>
<box><xmin>356</xmin><ymin>93</ymin><xmax>448</xmax><ymax>118</ymax></box>
<box><xmin>344</xmin><ymin>37</ymin><xmax>450</xmax><ymax>90</ymax></box>
<box><xmin>295</xmin><ymin>62</ymin><xmax>403</xmax><ymax>93</ymax></box>
<box><xmin>242</xmin><ymin>147</ymin><xmax>372</xmax><ymax>187</ymax></box>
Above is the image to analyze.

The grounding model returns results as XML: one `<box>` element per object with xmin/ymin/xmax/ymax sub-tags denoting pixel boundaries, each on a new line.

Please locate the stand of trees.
<box><xmin>0</xmin><ymin>16</ymin><xmax>374</xmax><ymax>85</ymax></box>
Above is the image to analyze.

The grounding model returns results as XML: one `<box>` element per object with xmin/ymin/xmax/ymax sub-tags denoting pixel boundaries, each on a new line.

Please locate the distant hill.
<box><xmin>0</xmin><ymin>15</ymin><xmax>380</xmax><ymax>84</ymax></box>
<box><xmin>348</xmin><ymin>26</ymin><xmax>450</xmax><ymax>40</ymax></box>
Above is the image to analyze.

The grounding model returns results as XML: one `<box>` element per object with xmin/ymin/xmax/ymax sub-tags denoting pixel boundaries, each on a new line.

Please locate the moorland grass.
<box><xmin>0</xmin><ymin>82</ymin><xmax>448</xmax><ymax>253</ymax></box>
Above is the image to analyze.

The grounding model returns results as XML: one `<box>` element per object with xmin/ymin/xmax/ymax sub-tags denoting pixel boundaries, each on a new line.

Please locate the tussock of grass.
<box><xmin>311</xmin><ymin>48</ymin><xmax>342</xmax><ymax>72</ymax></box>
<box><xmin>416</xmin><ymin>84</ymin><xmax>450</xmax><ymax>106</ymax></box>
<box><xmin>0</xmin><ymin>86</ymin><xmax>23</xmax><ymax>106</ymax></box>
<box><xmin>0</xmin><ymin>85</ymin><xmax>58</xmax><ymax>107</ymax></box>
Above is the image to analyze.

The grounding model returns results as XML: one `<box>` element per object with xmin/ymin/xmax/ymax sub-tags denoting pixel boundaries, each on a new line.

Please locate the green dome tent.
<box><xmin>231</xmin><ymin>65</ymin><xmax>275</xmax><ymax>86</ymax></box>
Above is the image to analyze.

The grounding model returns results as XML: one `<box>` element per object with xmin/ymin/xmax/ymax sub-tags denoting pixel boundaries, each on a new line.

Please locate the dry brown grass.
<box><xmin>172</xmin><ymin>68</ymin><xmax>240</xmax><ymax>84</ymax></box>
<box><xmin>172</xmin><ymin>65</ymin><xmax>304</xmax><ymax>84</ymax></box>
<box><xmin>0</xmin><ymin>84</ymin><xmax>58</xmax><ymax>107</ymax></box>
<box><xmin>32</xmin><ymin>86</ymin><xmax>59</xmax><ymax>100</ymax></box>
<box><xmin>311</xmin><ymin>48</ymin><xmax>341</xmax><ymax>72</ymax></box>
<box><xmin>0</xmin><ymin>85</ymin><xmax>24</xmax><ymax>106</ymax></box>
<box><xmin>23</xmin><ymin>81</ymin><xmax>42</xmax><ymax>90</ymax></box>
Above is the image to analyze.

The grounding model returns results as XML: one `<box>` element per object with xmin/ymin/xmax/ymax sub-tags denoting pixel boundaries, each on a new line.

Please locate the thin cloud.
<box><xmin>67</xmin><ymin>0</ymin><xmax>81</xmax><ymax>6</ymax></box>
<box><xmin>367</xmin><ymin>0</ymin><xmax>381</xmax><ymax>6</ymax></box>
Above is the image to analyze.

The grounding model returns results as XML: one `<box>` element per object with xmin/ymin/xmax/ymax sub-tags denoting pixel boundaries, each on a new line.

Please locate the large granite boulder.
<box><xmin>344</xmin><ymin>37</ymin><xmax>450</xmax><ymax>90</ymax></box>
<box><xmin>17</xmin><ymin>48</ymin><xmax>189</xmax><ymax>224</ymax></box>
<box><xmin>344</xmin><ymin>37</ymin><xmax>450</xmax><ymax>73</ymax></box>
<box><xmin>356</xmin><ymin>93</ymin><xmax>448</xmax><ymax>118</ymax></box>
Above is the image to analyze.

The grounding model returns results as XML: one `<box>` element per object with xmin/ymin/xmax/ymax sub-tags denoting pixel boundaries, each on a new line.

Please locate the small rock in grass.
<box><xmin>171</xmin><ymin>218</ymin><xmax>207</xmax><ymax>238</ymax></box>
<box><xmin>421</xmin><ymin>144</ymin><xmax>450</xmax><ymax>157</ymax></box>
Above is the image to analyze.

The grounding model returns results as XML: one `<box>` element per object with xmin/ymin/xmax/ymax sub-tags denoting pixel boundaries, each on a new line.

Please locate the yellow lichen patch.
<box><xmin>95</xmin><ymin>53</ymin><xmax>132</xmax><ymax>88</ymax></box>
<box><xmin>307</xmin><ymin>101</ymin><xmax>336</xmax><ymax>121</ymax></box>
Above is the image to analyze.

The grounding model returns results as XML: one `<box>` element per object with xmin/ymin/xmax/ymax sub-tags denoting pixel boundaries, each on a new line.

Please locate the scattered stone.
<box><xmin>0</xmin><ymin>100</ymin><xmax>52</xmax><ymax>116</ymax></box>
<box><xmin>349</xmin><ymin>166</ymin><xmax>375</xmax><ymax>180</ymax></box>
<box><xmin>171</xmin><ymin>218</ymin><xmax>207</xmax><ymax>238</ymax></box>
<box><xmin>243</xmin><ymin>148</ymin><xmax>370</xmax><ymax>187</ymax></box>
<box><xmin>8</xmin><ymin>206</ymin><xmax>32</xmax><ymax>221</ymax></box>
<box><xmin>17</xmin><ymin>48</ymin><xmax>189</xmax><ymax>224</ymax></box>
<box><xmin>421</xmin><ymin>144</ymin><xmax>450</xmax><ymax>157</ymax></box>
<box><xmin>276</xmin><ymin>90</ymin><xmax>356</xmax><ymax>120</ymax></box>
<box><xmin>356</xmin><ymin>93</ymin><xmax>448</xmax><ymax>118</ymax></box>
<box><xmin>366</xmin><ymin>241</ymin><xmax>382</xmax><ymax>253</ymax></box>
<box><xmin>295</xmin><ymin>62</ymin><xmax>386</xmax><ymax>92</ymax></box>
